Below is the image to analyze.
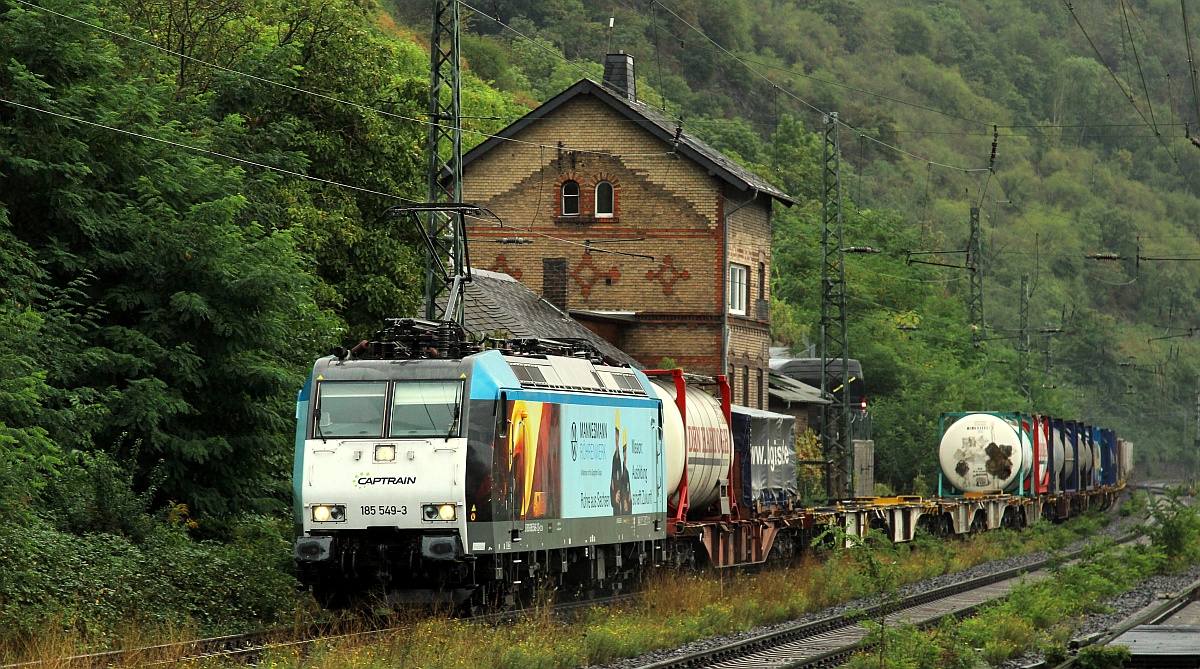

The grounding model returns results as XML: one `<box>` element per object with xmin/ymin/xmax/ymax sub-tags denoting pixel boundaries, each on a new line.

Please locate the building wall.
<box><xmin>464</xmin><ymin>91</ymin><xmax>774</xmax><ymax>407</ymax></box>
<box><xmin>725</xmin><ymin>187</ymin><xmax>772</xmax><ymax>408</ymax></box>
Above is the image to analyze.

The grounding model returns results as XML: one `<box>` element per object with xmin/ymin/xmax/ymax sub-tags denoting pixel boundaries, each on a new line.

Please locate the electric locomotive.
<box><xmin>293</xmin><ymin>318</ymin><xmax>669</xmax><ymax>606</ymax></box>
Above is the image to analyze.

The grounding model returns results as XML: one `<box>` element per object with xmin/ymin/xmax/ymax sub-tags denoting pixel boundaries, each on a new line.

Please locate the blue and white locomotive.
<box><xmin>292</xmin><ymin>319</ymin><xmax>671</xmax><ymax>606</ymax></box>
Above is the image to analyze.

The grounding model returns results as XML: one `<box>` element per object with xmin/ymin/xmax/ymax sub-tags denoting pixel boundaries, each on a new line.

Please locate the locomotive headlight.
<box><xmin>422</xmin><ymin>504</ymin><xmax>457</xmax><ymax>521</ymax></box>
<box><xmin>311</xmin><ymin>505</ymin><xmax>345</xmax><ymax>522</ymax></box>
<box><xmin>375</xmin><ymin>445</ymin><xmax>396</xmax><ymax>462</ymax></box>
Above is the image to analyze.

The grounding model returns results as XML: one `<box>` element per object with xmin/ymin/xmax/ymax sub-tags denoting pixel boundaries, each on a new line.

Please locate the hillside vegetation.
<box><xmin>387</xmin><ymin>0</ymin><xmax>1200</xmax><ymax>486</ymax></box>
<box><xmin>0</xmin><ymin>0</ymin><xmax>1196</xmax><ymax>643</ymax></box>
<box><xmin>0</xmin><ymin>0</ymin><xmax>519</xmax><ymax>644</ymax></box>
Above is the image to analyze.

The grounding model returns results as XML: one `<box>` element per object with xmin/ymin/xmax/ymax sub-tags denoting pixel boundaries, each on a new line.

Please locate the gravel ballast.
<box><xmin>596</xmin><ymin>512</ymin><xmax>1140</xmax><ymax>669</ymax></box>
<box><xmin>999</xmin><ymin>562</ymin><xmax>1200</xmax><ymax>668</ymax></box>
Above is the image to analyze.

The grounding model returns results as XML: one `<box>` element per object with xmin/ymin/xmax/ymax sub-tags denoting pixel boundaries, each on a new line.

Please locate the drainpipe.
<box><xmin>720</xmin><ymin>187</ymin><xmax>760</xmax><ymax>384</ymax></box>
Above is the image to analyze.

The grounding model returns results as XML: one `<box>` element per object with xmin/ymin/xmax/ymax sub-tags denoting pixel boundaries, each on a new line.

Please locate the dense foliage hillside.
<box><xmin>384</xmin><ymin>0</ymin><xmax>1200</xmax><ymax>486</ymax></box>
<box><xmin>0</xmin><ymin>0</ymin><xmax>520</xmax><ymax>642</ymax></box>
<box><xmin>3</xmin><ymin>0</ymin><xmax>1200</xmax><ymax>643</ymax></box>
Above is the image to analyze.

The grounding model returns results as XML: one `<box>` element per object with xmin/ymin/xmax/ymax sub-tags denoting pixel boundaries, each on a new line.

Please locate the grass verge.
<box><xmin>229</xmin><ymin>512</ymin><xmax>1111</xmax><ymax>669</ymax></box>
<box><xmin>842</xmin><ymin>488</ymin><xmax>1198</xmax><ymax>668</ymax></box>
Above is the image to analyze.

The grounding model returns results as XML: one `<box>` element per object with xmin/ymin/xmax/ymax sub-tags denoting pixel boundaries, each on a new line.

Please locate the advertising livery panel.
<box><xmin>489</xmin><ymin>399</ymin><xmax>663</xmax><ymax>521</ymax></box>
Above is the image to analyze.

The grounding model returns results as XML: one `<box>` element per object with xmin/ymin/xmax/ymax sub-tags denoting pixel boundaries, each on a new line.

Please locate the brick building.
<box><xmin>461</xmin><ymin>54</ymin><xmax>794</xmax><ymax>408</ymax></box>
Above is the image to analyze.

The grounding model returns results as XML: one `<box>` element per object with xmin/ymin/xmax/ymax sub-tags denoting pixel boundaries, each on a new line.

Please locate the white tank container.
<box><xmin>648</xmin><ymin>382</ymin><xmax>685</xmax><ymax>500</ymax></box>
<box><xmin>1010</xmin><ymin>423</ymin><xmax>1032</xmax><ymax>492</ymax></box>
<box><xmin>651</xmin><ymin>379</ymin><xmax>733</xmax><ymax>511</ymax></box>
<box><xmin>1060</xmin><ymin>424</ymin><xmax>1077</xmax><ymax>488</ymax></box>
<box><xmin>1077</xmin><ymin>428</ymin><xmax>1092</xmax><ymax>487</ymax></box>
<box><xmin>1033</xmin><ymin>417</ymin><xmax>1051</xmax><ymax>488</ymax></box>
<box><xmin>1051</xmin><ymin>420</ymin><xmax>1066</xmax><ymax>481</ymax></box>
<box><xmin>939</xmin><ymin>413</ymin><xmax>1024</xmax><ymax>492</ymax></box>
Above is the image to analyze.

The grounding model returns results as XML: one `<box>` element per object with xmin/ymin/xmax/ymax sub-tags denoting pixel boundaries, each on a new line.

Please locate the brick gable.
<box><xmin>464</xmin><ymin>90</ymin><xmax>776</xmax><ymax>408</ymax></box>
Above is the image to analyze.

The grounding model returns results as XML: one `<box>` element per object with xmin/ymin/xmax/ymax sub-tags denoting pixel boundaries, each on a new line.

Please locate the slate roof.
<box><xmin>461</xmin><ymin>79</ymin><xmax>796</xmax><ymax>206</ymax></box>
<box><xmin>768</xmin><ymin>371</ymin><xmax>830</xmax><ymax>405</ymax></box>
<box><xmin>446</xmin><ymin>269</ymin><xmax>642</xmax><ymax>368</ymax></box>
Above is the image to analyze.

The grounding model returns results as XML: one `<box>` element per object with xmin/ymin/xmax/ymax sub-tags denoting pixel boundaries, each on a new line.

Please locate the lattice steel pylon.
<box><xmin>1018</xmin><ymin>274</ymin><xmax>1031</xmax><ymax>406</ymax></box>
<box><xmin>423</xmin><ymin>0</ymin><xmax>468</xmax><ymax>324</ymax></box>
<box><xmin>820</xmin><ymin>113</ymin><xmax>851</xmax><ymax>500</ymax></box>
<box><xmin>967</xmin><ymin>207</ymin><xmax>984</xmax><ymax>346</ymax></box>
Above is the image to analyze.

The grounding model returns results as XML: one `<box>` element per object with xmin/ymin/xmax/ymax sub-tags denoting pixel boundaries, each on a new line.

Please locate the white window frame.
<box><xmin>728</xmin><ymin>263</ymin><xmax>748</xmax><ymax>315</ymax></box>
<box><xmin>595</xmin><ymin>181</ymin><xmax>614</xmax><ymax>218</ymax></box>
<box><xmin>561</xmin><ymin>180</ymin><xmax>580</xmax><ymax>216</ymax></box>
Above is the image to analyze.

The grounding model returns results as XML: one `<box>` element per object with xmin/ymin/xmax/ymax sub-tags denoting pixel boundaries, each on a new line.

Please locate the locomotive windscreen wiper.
<box><xmin>314</xmin><ymin>408</ymin><xmax>327</xmax><ymax>443</ymax></box>
<box><xmin>447</xmin><ymin>381</ymin><xmax>462</xmax><ymax>441</ymax></box>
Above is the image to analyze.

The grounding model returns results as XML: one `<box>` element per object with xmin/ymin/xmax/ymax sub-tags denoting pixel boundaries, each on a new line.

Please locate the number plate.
<box><xmin>360</xmin><ymin>505</ymin><xmax>407</xmax><ymax>516</ymax></box>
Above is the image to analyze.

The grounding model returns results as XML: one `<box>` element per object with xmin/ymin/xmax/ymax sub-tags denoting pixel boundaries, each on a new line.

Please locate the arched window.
<box><xmin>595</xmin><ymin>181</ymin><xmax>614</xmax><ymax>218</ymax></box>
<box><xmin>561</xmin><ymin>180</ymin><xmax>580</xmax><ymax>216</ymax></box>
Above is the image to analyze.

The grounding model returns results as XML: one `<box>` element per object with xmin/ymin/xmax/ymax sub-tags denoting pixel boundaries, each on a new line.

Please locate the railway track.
<box><xmin>0</xmin><ymin>593</ymin><xmax>637</xmax><ymax>669</ymax></box>
<box><xmin>630</xmin><ymin>534</ymin><xmax>1139</xmax><ymax>669</ymax></box>
<box><xmin>8</xmin><ymin>519</ymin><xmax>1149</xmax><ymax>669</ymax></box>
<box><xmin>1049</xmin><ymin>575</ymin><xmax>1200</xmax><ymax>668</ymax></box>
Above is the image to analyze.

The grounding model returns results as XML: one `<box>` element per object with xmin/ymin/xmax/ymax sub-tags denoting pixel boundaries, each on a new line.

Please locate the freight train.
<box><xmin>292</xmin><ymin>318</ymin><xmax>1131</xmax><ymax>608</ymax></box>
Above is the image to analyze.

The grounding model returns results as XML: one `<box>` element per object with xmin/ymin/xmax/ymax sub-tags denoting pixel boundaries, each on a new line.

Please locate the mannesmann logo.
<box><xmin>354</xmin><ymin>471</ymin><xmax>416</xmax><ymax>488</ymax></box>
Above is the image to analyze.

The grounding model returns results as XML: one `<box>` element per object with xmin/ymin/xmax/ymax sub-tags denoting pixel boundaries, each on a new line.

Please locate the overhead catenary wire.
<box><xmin>1123</xmin><ymin>0</ymin><xmax>1185</xmax><ymax>134</ymax></box>
<box><xmin>461</xmin><ymin>212</ymin><xmax>656</xmax><ymax>261</ymax></box>
<box><xmin>37</xmin><ymin>0</ymin><xmax>1199</xmax><ymax>271</ymax></box>
<box><xmin>614</xmin><ymin>0</ymin><xmax>991</xmax><ymax>174</ymax></box>
<box><xmin>622</xmin><ymin>0</ymin><xmax>1200</xmax><ymax>153</ymax></box>
<box><xmin>607</xmin><ymin>0</ymin><xmax>995</xmax><ymax>128</ymax></box>
<box><xmin>16</xmin><ymin>0</ymin><xmax>676</xmax><ymax>162</ymax></box>
<box><xmin>1119</xmin><ymin>0</ymin><xmax>1160</xmax><ymax>136</ymax></box>
<box><xmin>1061</xmin><ymin>0</ymin><xmax>1193</xmax><ymax>190</ymax></box>
<box><xmin>1182</xmin><ymin>0</ymin><xmax>1200</xmax><ymax>126</ymax></box>
<box><xmin>2</xmin><ymin>94</ymin><xmax>653</xmax><ymax>262</ymax></box>
<box><xmin>0</xmin><ymin>97</ymin><xmax>418</xmax><ymax>201</ymax></box>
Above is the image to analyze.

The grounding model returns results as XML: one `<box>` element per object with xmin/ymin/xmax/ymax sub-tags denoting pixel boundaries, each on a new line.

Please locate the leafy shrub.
<box><xmin>0</xmin><ymin>514</ymin><xmax>304</xmax><ymax>649</ymax></box>
<box><xmin>1077</xmin><ymin>645</ymin><xmax>1131</xmax><ymax>669</ymax></box>
<box><xmin>42</xmin><ymin>450</ymin><xmax>158</xmax><ymax>541</ymax></box>
<box><xmin>1144</xmin><ymin>487</ymin><xmax>1200</xmax><ymax>570</ymax></box>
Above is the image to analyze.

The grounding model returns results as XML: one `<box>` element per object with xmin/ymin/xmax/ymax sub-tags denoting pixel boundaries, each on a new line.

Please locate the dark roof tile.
<box><xmin>462</xmin><ymin>79</ymin><xmax>795</xmax><ymax>206</ymax></box>
<box><xmin>442</xmin><ymin>269</ymin><xmax>642</xmax><ymax>368</ymax></box>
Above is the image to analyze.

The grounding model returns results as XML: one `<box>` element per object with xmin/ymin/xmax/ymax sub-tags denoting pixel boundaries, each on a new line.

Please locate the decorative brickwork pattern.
<box><xmin>462</xmin><ymin>91</ymin><xmax>779</xmax><ymax>406</ymax></box>
<box><xmin>570</xmin><ymin>252</ymin><xmax>620</xmax><ymax>297</ymax></box>
<box><xmin>646</xmin><ymin>255</ymin><xmax>691</xmax><ymax>295</ymax></box>
<box><xmin>488</xmin><ymin>254</ymin><xmax>523</xmax><ymax>279</ymax></box>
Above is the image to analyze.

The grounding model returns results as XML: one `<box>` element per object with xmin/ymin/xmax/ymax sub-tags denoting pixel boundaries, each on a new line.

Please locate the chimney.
<box><xmin>602</xmin><ymin>52</ymin><xmax>636</xmax><ymax>101</ymax></box>
<box><xmin>543</xmin><ymin>258</ymin><xmax>569</xmax><ymax>312</ymax></box>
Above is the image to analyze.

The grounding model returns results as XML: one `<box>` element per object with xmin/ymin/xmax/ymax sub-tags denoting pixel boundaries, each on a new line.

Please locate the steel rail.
<box><xmin>631</xmin><ymin>533</ymin><xmax>1139</xmax><ymax>669</ymax></box>
<box><xmin>1</xmin><ymin>594</ymin><xmax>638</xmax><ymax>669</ymax></box>
<box><xmin>1048</xmin><ymin>574</ymin><xmax>1200</xmax><ymax>669</ymax></box>
<box><xmin>9</xmin><ymin>524</ymin><xmax>1149</xmax><ymax>668</ymax></box>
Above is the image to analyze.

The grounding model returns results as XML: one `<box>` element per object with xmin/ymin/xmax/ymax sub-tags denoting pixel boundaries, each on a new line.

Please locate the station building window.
<box><xmin>561</xmin><ymin>180</ymin><xmax>580</xmax><ymax>216</ymax></box>
<box><xmin>757</xmin><ymin>368</ymin><xmax>764</xmax><ymax>409</ymax></box>
<box><xmin>728</xmin><ymin>263</ymin><xmax>748</xmax><ymax>315</ymax></box>
<box><xmin>595</xmin><ymin>181</ymin><xmax>614</xmax><ymax>217</ymax></box>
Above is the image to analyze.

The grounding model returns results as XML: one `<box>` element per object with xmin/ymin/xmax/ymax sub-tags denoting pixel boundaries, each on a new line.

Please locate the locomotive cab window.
<box><xmin>561</xmin><ymin>180</ymin><xmax>580</xmax><ymax>216</ymax></box>
<box><xmin>314</xmin><ymin>382</ymin><xmax>387</xmax><ymax>438</ymax></box>
<box><xmin>389</xmin><ymin>381</ymin><xmax>463</xmax><ymax>437</ymax></box>
<box><xmin>595</xmin><ymin>181</ymin><xmax>614</xmax><ymax>217</ymax></box>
